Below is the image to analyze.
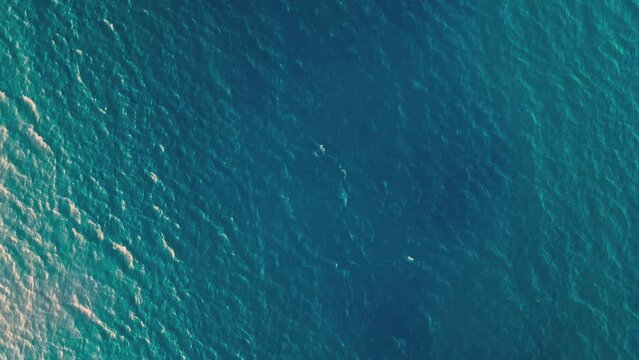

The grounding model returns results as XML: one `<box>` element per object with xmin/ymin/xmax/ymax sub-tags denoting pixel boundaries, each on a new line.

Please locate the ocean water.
<box><xmin>1</xmin><ymin>0</ymin><xmax>639</xmax><ymax>358</ymax></box>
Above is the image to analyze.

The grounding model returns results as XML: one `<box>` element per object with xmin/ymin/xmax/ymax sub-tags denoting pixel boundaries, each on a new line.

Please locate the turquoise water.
<box><xmin>1</xmin><ymin>0</ymin><xmax>639</xmax><ymax>358</ymax></box>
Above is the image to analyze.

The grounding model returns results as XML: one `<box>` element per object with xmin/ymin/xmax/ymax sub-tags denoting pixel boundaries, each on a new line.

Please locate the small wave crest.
<box><xmin>21</xmin><ymin>96</ymin><xmax>40</xmax><ymax>120</ymax></box>
<box><xmin>112</xmin><ymin>242</ymin><xmax>134</xmax><ymax>269</ymax></box>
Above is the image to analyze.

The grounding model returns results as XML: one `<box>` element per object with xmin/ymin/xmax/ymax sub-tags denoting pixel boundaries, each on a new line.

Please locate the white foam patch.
<box><xmin>87</xmin><ymin>219</ymin><xmax>104</xmax><ymax>240</ymax></box>
<box><xmin>71</xmin><ymin>228</ymin><xmax>85</xmax><ymax>243</ymax></box>
<box><xmin>76</xmin><ymin>67</ymin><xmax>85</xmax><ymax>86</ymax></box>
<box><xmin>112</xmin><ymin>242</ymin><xmax>134</xmax><ymax>269</ymax></box>
<box><xmin>0</xmin><ymin>156</ymin><xmax>27</xmax><ymax>183</ymax></box>
<box><xmin>0</xmin><ymin>283</ymin><xmax>10</xmax><ymax>296</ymax></box>
<box><xmin>71</xmin><ymin>295</ymin><xmax>116</xmax><ymax>338</ymax></box>
<box><xmin>21</xmin><ymin>95</ymin><xmax>39</xmax><ymax>120</ymax></box>
<box><xmin>129</xmin><ymin>311</ymin><xmax>146</xmax><ymax>328</ymax></box>
<box><xmin>102</xmin><ymin>19</ymin><xmax>115</xmax><ymax>32</ymax></box>
<box><xmin>27</xmin><ymin>126</ymin><xmax>52</xmax><ymax>153</ymax></box>
<box><xmin>0</xmin><ymin>126</ymin><xmax>8</xmax><ymax>143</ymax></box>
<box><xmin>162</xmin><ymin>238</ymin><xmax>176</xmax><ymax>260</ymax></box>
<box><xmin>0</xmin><ymin>243</ymin><xmax>19</xmax><ymax>281</ymax></box>
<box><xmin>0</xmin><ymin>183</ymin><xmax>11</xmax><ymax>198</ymax></box>
<box><xmin>62</xmin><ymin>197</ymin><xmax>82</xmax><ymax>224</ymax></box>
<box><xmin>152</xmin><ymin>204</ymin><xmax>173</xmax><ymax>224</ymax></box>
<box><xmin>23</xmin><ymin>226</ymin><xmax>43</xmax><ymax>246</ymax></box>
<box><xmin>0</xmin><ymin>183</ymin><xmax>36</xmax><ymax>222</ymax></box>
<box><xmin>149</xmin><ymin>171</ymin><xmax>159</xmax><ymax>184</ymax></box>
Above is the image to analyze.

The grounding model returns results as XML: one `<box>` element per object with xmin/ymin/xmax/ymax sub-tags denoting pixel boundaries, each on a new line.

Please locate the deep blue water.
<box><xmin>1</xmin><ymin>0</ymin><xmax>639</xmax><ymax>358</ymax></box>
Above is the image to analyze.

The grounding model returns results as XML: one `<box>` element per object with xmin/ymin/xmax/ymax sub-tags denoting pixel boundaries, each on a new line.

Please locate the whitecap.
<box><xmin>102</xmin><ymin>19</ymin><xmax>115</xmax><ymax>32</ymax></box>
<box><xmin>27</xmin><ymin>126</ymin><xmax>52</xmax><ymax>153</ymax></box>
<box><xmin>162</xmin><ymin>238</ymin><xmax>176</xmax><ymax>260</ymax></box>
<box><xmin>21</xmin><ymin>95</ymin><xmax>40</xmax><ymax>120</ymax></box>
<box><xmin>112</xmin><ymin>242</ymin><xmax>134</xmax><ymax>269</ymax></box>
<box><xmin>87</xmin><ymin>219</ymin><xmax>104</xmax><ymax>240</ymax></box>
<box><xmin>149</xmin><ymin>171</ymin><xmax>159</xmax><ymax>184</ymax></box>
<box><xmin>71</xmin><ymin>228</ymin><xmax>85</xmax><ymax>243</ymax></box>
<box><xmin>71</xmin><ymin>295</ymin><xmax>116</xmax><ymax>338</ymax></box>
<box><xmin>62</xmin><ymin>197</ymin><xmax>82</xmax><ymax>224</ymax></box>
